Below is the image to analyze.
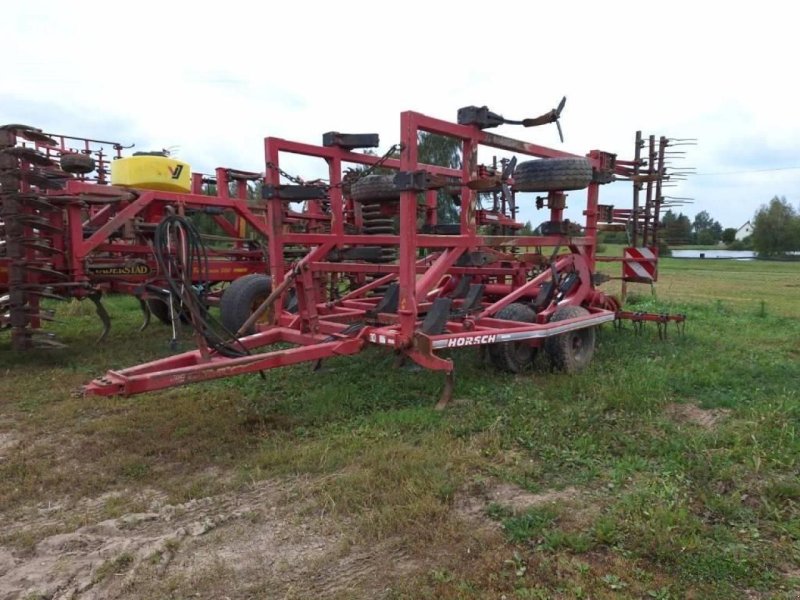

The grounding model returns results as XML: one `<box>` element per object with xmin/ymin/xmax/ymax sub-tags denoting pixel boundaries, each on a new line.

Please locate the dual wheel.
<box><xmin>488</xmin><ymin>303</ymin><xmax>596</xmax><ymax>374</ymax></box>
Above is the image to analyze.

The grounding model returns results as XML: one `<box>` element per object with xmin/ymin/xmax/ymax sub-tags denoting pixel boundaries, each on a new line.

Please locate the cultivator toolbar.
<box><xmin>69</xmin><ymin>102</ymin><xmax>686</xmax><ymax>405</ymax></box>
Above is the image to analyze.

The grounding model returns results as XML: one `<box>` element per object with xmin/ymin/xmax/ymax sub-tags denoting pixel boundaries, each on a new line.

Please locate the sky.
<box><xmin>4</xmin><ymin>0</ymin><xmax>799</xmax><ymax>230</ymax></box>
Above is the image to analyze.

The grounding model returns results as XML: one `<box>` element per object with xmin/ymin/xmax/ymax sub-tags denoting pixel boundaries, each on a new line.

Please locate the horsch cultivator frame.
<box><xmin>78</xmin><ymin>103</ymin><xmax>685</xmax><ymax>406</ymax></box>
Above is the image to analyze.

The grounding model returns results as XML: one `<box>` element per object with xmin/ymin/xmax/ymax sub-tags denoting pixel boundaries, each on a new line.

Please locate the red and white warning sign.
<box><xmin>622</xmin><ymin>246</ymin><xmax>658</xmax><ymax>282</ymax></box>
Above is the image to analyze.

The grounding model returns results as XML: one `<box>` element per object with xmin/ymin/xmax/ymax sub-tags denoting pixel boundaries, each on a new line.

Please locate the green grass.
<box><xmin>1</xmin><ymin>259</ymin><xmax>800</xmax><ymax>598</ymax></box>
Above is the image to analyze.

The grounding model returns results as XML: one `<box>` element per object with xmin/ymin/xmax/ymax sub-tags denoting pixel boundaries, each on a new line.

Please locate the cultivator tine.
<box><xmin>434</xmin><ymin>371</ymin><xmax>455</xmax><ymax>411</ymax></box>
<box><xmin>676</xmin><ymin>318</ymin><xmax>686</xmax><ymax>336</ymax></box>
<box><xmin>138</xmin><ymin>297</ymin><xmax>151</xmax><ymax>332</ymax></box>
<box><xmin>87</xmin><ymin>292</ymin><xmax>111</xmax><ymax>342</ymax></box>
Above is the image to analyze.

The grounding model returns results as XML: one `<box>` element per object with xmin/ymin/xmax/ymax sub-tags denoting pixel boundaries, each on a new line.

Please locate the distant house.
<box><xmin>735</xmin><ymin>220</ymin><xmax>753</xmax><ymax>241</ymax></box>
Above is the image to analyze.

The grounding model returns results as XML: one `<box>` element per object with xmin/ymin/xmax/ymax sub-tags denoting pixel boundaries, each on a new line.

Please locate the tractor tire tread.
<box><xmin>513</xmin><ymin>158</ymin><xmax>592</xmax><ymax>192</ymax></box>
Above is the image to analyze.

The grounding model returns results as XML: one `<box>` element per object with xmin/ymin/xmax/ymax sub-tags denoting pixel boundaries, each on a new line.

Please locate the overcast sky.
<box><xmin>4</xmin><ymin>0</ymin><xmax>798</xmax><ymax>230</ymax></box>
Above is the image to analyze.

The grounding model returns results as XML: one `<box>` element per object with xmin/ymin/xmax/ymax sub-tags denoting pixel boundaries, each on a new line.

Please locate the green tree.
<box><xmin>751</xmin><ymin>196</ymin><xmax>800</xmax><ymax>257</ymax></box>
<box><xmin>662</xmin><ymin>210</ymin><xmax>692</xmax><ymax>245</ymax></box>
<box><xmin>417</xmin><ymin>133</ymin><xmax>461</xmax><ymax>224</ymax></box>
<box><xmin>721</xmin><ymin>227</ymin><xmax>737</xmax><ymax>245</ymax></box>
<box><xmin>692</xmin><ymin>210</ymin><xmax>723</xmax><ymax>244</ymax></box>
<box><xmin>518</xmin><ymin>220</ymin><xmax>535</xmax><ymax>235</ymax></box>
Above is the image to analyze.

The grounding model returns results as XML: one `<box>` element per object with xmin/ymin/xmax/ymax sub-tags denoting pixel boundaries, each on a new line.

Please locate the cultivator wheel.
<box><xmin>512</xmin><ymin>158</ymin><xmax>593</xmax><ymax>192</ymax></box>
<box><xmin>545</xmin><ymin>305</ymin><xmax>596</xmax><ymax>372</ymax></box>
<box><xmin>350</xmin><ymin>174</ymin><xmax>400</xmax><ymax>203</ymax></box>
<box><xmin>60</xmin><ymin>152</ymin><xmax>96</xmax><ymax>175</ymax></box>
<box><xmin>488</xmin><ymin>302</ymin><xmax>537</xmax><ymax>373</ymax></box>
<box><xmin>219</xmin><ymin>273</ymin><xmax>273</xmax><ymax>335</ymax></box>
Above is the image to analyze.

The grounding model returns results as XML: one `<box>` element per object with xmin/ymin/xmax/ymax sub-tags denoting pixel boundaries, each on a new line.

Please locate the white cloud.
<box><xmin>4</xmin><ymin>0</ymin><xmax>798</xmax><ymax>227</ymax></box>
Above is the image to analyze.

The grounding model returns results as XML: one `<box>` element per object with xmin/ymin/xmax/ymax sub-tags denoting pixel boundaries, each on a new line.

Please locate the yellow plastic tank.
<box><xmin>111</xmin><ymin>154</ymin><xmax>191</xmax><ymax>192</ymax></box>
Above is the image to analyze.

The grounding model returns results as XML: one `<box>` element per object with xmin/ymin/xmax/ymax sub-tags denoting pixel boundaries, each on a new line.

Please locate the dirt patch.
<box><xmin>455</xmin><ymin>479</ymin><xmax>583</xmax><ymax>524</ymax></box>
<box><xmin>0</xmin><ymin>477</ymin><xmax>432</xmax><ymax>600</ymax></box>
<box><xmin>0</xmin><ymin>431</ymin><xmax>18</xmax><ymax>459</ymax></box>
<box><xmin>781</xmin><ymin>566</ymin><xmax>800</xmax><ymax>580</ymax></box>
<box><xmin>666</xmin><ymin>402</ymin><xmax>731</xmax><ymax>430</ymax></box>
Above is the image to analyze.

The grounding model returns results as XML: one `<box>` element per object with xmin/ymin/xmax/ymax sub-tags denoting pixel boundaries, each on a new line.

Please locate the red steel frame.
<box><xmin>81</xmin><ymin>108</ymin><xmax>667</xmax><ymax>402</ymax></box>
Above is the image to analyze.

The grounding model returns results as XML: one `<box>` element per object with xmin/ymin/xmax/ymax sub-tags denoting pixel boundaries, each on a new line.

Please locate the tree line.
<box><xmin>661</xmin><ymin>210</ymin><xmax>724</xmax><ymax>246</ymax></box>
<box><xmin>659</xmin><ymin>196</ymin><xmax>800</xmax><ymax>257</ymax></box>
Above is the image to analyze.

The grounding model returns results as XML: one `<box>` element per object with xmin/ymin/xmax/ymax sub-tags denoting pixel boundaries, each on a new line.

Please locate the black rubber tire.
<box><xmin>513</xmin><ymin>158</ymin><xmax>592</xmax><ymax>192</ymax></box>
<box><xmin>545</xmin><ymin>305</ymin><xmax>596</xmax><ymax>372</ymax></box>
<box><xmin>350</xmin><ymin>175</ymin><xmax>400</xmax><ymax>202</ymax></box>
<box><xmin>220</xmin><ymin>274</ymin><xmax>272</xmax><ymax>335</ymax></box>
<box><xmin>60</xmin><ymin>152</ymin><xmax>96</xmax><ymax>175</ymax></box>
<box><xmin>488</xmin><ymin>302</ymin><xmax>537</xmax><ymax>373</ymax></box>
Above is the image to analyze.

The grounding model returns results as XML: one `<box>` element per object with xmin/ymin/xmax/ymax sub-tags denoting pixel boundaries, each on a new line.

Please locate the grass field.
<box><xmin>1</xmin><ymin>257</ymin><xmax>799</xmax><ymax>598</ymax></box>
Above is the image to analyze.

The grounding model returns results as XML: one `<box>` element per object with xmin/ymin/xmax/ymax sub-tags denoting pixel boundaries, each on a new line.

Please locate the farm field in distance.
<box><xmin>1</xmin><ymin>255</ymin><xmax>799</xmax><ymax>599</ymax></box>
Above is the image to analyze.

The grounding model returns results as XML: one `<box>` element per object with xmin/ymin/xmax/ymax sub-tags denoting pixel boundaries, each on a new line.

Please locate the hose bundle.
<box><xmin>153</xmin><ymin>214</ymin><xmax>249</xmax><ymax>358</ymax></box>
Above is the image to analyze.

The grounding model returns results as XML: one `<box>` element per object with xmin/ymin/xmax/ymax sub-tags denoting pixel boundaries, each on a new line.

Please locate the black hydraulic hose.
<box><xmin>153</xmin><ymin>215</ymin><xmax>250</xmax><ymax>358</ymax></box>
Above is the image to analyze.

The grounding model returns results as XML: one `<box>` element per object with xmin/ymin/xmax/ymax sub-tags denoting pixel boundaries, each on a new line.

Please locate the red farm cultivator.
<box><xmin>0</xmin><ymin>125</ymin><xmax>273</xmax><ymax>349</ymax></box>
<box><xmin>25</xmin><ymin>101</ymin><xmax>683</xmax><ymax>407</ymax></box>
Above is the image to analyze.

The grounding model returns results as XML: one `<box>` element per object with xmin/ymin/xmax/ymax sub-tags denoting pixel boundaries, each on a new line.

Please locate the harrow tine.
<box><xmin>88</xmin><ymin>292</ymin><xmax>111</xmax><ymax>342</ymax></box>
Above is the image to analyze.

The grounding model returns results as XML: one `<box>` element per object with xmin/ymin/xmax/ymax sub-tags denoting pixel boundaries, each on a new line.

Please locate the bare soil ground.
<box><xmin>665</xmin><ymin>402</ymin><xmax>731</xmax><ymax>430</ymax></box>
<box><xmin>0</xmin><ymin>475</ymin><xmax>526</xmax><ymax>599</ymax></box>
